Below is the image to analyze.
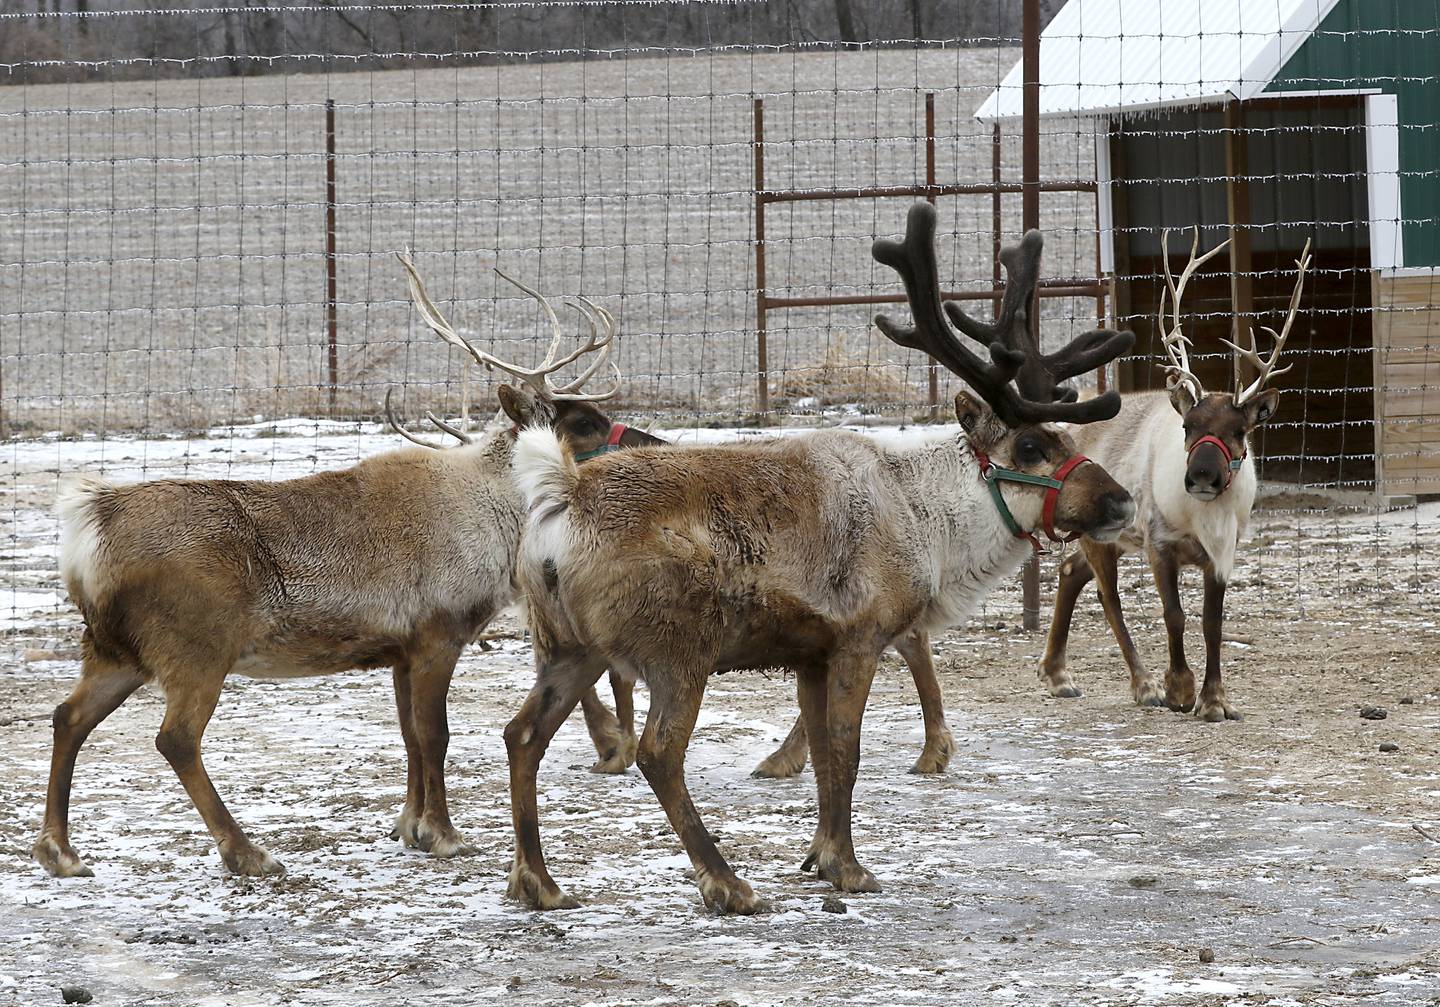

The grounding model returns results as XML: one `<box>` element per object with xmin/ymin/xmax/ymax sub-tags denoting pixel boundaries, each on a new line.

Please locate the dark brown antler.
<box><xmin>872</xmin><ymin>202</ymin><xmax>1130</xmax><ymax>425</ymax></box>
<box><xmin>942</xmin><ymin>227</ymin><xmax>1132</xmax><ymax>406</ymax></box>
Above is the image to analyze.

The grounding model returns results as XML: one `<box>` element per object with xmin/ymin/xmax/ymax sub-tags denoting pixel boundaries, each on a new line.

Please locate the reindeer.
<box><xmin>1038</xmin><ymin>229</ymin><xmax>1310</xmax><ymax>721</ymax></box>
<box><xmin>32</xmin><ymin>260</ymin><xmax>661</xmax><ymax>879</ymax></box>
<box><xmin>501</xmin><ymin>202</ymin><xmax>1137</xmax><ymax>914</ymax></box>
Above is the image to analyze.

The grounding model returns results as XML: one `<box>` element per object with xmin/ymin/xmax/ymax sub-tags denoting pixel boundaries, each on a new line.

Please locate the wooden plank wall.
<box><xmin>1372</xmin><ymin>273</ymin><xmax>1440</xmax><ymax>496</ymax></box>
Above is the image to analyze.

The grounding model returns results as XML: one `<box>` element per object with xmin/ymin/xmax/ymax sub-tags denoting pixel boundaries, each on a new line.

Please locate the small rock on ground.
<box><xmin>1360</xmin><ymin>706</ymin><xmax>1388</xmax><ymax>720</ymax></box>
<box><xmin>1199</xmin><ymin>948</ymin><xmax>1216</xmax><ymax>964</ymax></box>
<box><xmin>1379</xmin><ymin>742</ymin><xmax>1400</xmax><ymax>753</ymax></box>
<box><xmin>60</xmin><ymin>989</ymin><xmax>93</xmax><ymax>1005</ymax></box>
<box><xmin>821</xmin><ymin>896</ymin><xmax>848</xmax><ymax>914</ymax></box>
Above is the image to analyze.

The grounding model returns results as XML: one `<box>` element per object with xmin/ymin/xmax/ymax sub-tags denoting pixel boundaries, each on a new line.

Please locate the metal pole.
<box><xmin>325</xmin><ymin>98</ymin><xmax>339</xmax><ymax>414</ymax></box>
<box><xmin>1021</xmin><ymin>0</ymin><xmax>1042</xmax><ymax>631</ymax></box>
<box><xmin>992</xmin><ymin>123</ymin><xmax>1002</xmax><ymax>298</ymax></box>
<box><xmin>754</xmin><ymin>98</ymin><xmax>769</xmax><ymax>418</ymax></box>
<box><xmin>925</xmin><ymin>92</ymin><xmax>938</xmax><ymax>415</ymax></box>
<box><xmin>1224</xmin><ymin>99</ymin><xmax>1254</xmax><ymax>393</ymax></box>
<box><xmin>1094</xmin><ymin>179</ymin><xmax>1108</xmax><ymax>394</ymax></box>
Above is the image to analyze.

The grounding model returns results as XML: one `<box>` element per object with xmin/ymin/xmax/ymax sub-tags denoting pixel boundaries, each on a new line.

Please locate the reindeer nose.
<box><xmin>1103</xmin><ymin>491</ymin><xmax>1136</xmax><ymax>528</ymax></box>
<box><xmin>1186</xmin><ymin>464</ymin><xmax>1223</xmax><ymax>495</ymax></box>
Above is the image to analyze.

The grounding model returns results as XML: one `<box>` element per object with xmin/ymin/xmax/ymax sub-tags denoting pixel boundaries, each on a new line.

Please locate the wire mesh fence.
<box><xmin>2</xmin><ymin>1</ymin><xmax>1439</xmax><ymax>640</ymax></box>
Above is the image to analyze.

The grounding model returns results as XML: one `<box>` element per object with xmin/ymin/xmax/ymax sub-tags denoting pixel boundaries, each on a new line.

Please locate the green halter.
<box><xmin>973</xmin><ymin>449</ymin><xmax>1091</xmax><ymax>553</ymax></box>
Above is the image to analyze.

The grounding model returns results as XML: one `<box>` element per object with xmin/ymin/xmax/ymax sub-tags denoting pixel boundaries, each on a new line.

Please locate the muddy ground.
<box><xmin>2</xmin><ymin>425</ymin><xmax>1439</xmax><ymax>1005</ymax></box>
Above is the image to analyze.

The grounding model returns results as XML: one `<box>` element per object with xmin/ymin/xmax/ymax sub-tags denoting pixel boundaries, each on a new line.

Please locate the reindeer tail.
<box><xmin>514</xmin><ymin>426</ymin><xmax>579</xmax><ymax>522</ymax></box>
<box><xmin>56</xmin><ymin>475</ymin><xmax>113</xmax><ymax>602</ymax></box>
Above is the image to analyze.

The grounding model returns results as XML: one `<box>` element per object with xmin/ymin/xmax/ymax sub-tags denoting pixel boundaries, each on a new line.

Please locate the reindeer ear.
<box><xmin>954</xmin><ymin>391</ymin><xmax>987</xmax><ymax>432</ymax></box>
<box><xmin>1169</xmin><ymin>382</ymin><xmax>1197</xmax><ymax>417</ymax></box>
<box><xmin>1244</xmin><ymin>388</ymin><xmax>1280</xmax><ymax>428</ymax></box>
<box><xmin>497</xmin><ymin>384</ymin><xmax>541</xmax><ymax>427</ymax></box>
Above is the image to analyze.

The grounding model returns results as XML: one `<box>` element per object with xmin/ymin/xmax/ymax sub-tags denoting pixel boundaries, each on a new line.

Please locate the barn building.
<box><xmin>977</xmin><ymin>0</ymin><xmax>1440</xmax><ymax>497</ymax></box>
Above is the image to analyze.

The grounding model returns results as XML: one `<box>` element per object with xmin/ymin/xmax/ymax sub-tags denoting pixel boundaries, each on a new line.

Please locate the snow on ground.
<box><xmin>2</xmin><ymin>420</ymin><xmax>1439</xmax><ymax>1005</ymax></box>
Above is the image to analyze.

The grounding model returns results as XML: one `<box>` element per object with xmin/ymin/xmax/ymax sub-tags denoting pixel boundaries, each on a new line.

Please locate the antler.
<box><xmin>396</xmin><ymin>251</ymin><xmax>622</xmax><ymax>402</ymax></box>
<box><xmin>1156</xmin><ymin>227</ymin><xmax>1230</xmax><ymax>401</ymax></box>
<box><xmin>872</xmin><ymin>202</ymin><xmax>1130</xmax><ymax>426</ymax></box>
<box><xmin>937</xmin><ymin>230</ymin><xmax>1132</xmax><ymax>406</ymax></box>
<box><xmin>383</xmin><ymin>387</ymin><xmax>473</xmax><ymax>450</ymax></box>
<box><xmin>1220</xmin><ymin>239</ymin><xmax>1311</xmax><ymax>405</ymax></box>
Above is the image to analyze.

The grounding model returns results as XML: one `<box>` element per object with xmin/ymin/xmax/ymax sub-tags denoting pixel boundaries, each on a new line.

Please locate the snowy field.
<box><xmin>2</xmin><ymin>419</ymin><xmax>1439</xmax><ymax>1005</ymax></box>
<box><xmin>0</xmin><ymin>47</ymin><xmax>1107</xmax><ymax>434</ymax></box>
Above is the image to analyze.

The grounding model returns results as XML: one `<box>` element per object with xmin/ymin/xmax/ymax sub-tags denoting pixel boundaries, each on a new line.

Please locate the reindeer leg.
<box><xmin>813</xmin><ymin>649</ymin><xmax>882</xmax><ymax>894</ymax></box>
<box><xmin>154</xmin><ymin>667</ymin><xmax>282</xmax><ymax>876</ymax></box>
<box><xmin>1196</xmin><ymin>566</ymin><xmax>1240</xmax><ymax>722</ymax></box>
<box><xmin>579</xmin><ymin>676</ymin><xmax>634</xmax><ymax>775</ymax></box>
<box><xmin>895</xmin><ymin>630</ymin><xmax>952</xmax><ymax>774</ymax></box>
<box><xmin>389</xmin><ymin>661</ymin><xmax>425</xmax><ymax>848</ymax></box>
<box><xmin>1039</xmin><ymin>548</ymin><xmax>1094</xmax><ymax>698</ymax></box>
<box><xmin>610</xmin><ymin>671</ymin><xmax>639</xmax><ymax>768</ymax></box>
<box><xmin>33</xmin><ymin>641</ymin><xmax>145</xmax><ymax>878</ymax></box>
<box><xmin>638</xmin><ymin>670</ymin><xmax>767</xmax><ymax>915</ymax></box>
<box><xmin>407</xmin><ymin>638</ymin><xmax>473</xmax><ymax>858</ymax></box>
<box><xmin>504</xmin><ymin>648</ymin><xmax>608</xmax><ymax>910</ymax></box>
<box><xmin>751</xmin><ymin>713</ymin><xmax>808</xmax><ymax>779</ymax></box>
<box><xmin>1088</xmin><ymin>541</ymin><xmax>1163</xmax><ymax>707</ymax></box>
<box><xmin>796</xmin><ymin>665</ymin><xmax>832</xmax><ymax>872</ymax></box>
<box><xmin>1149</xmin><ymin>546</ymin><xmax>1196</xmax><ymax>713</ymax></box>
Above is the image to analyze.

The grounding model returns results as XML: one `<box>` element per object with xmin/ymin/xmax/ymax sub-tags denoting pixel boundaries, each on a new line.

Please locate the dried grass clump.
<box><xmin>771</xmin><ymin>338</ymin><xmax>919</xmax><ymax>410</ymax></box>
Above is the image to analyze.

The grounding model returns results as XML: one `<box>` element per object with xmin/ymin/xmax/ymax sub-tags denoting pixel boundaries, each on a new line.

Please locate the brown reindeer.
<box><xmin>32</xmin><ymin>260</ymin><xmax>661</xmax><ymax>879</ymax></box>
<box><xmin>502</xmin><ymin>203</ymin><xmax>1137</xmax><ymax>913</ymax></box>
<box><xmin>1038</xmin><ymin>229</ymin><xmax>1310</xmax><ymax>720</ymax></box>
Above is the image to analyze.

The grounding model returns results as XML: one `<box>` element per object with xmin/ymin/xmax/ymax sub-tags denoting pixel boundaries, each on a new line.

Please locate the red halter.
<box><xmin>1188</xmin><ymin>434</ymin><xmax>1245</xmax><ymax>490</ymax></box>
<box><xmin>1040</xmin><ymin>455</ymin><xmax>1093</xmax><ymax>545</ymax></box>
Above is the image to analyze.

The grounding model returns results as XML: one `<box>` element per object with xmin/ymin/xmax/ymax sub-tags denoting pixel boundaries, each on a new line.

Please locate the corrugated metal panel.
<box><xmin>1268</xmin><ymin>0</ymin><xmax>1440</xmax><ymax>267</ymax></box>
<box><xmin>974</xmin><ymin>0</ymin><xmax>1341</xmax><ymax>121</ymax></box>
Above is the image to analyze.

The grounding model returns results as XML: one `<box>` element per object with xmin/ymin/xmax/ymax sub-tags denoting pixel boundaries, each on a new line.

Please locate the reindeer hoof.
<box><xmin>752</xmin><ymin>748</ymin><xmax>807</xmax><ymax>779</ymax></box>
<box><xmin>1167</xmin><ymin>697</ymin><xmax>1196</xmax><ymax>713</ymax></box>
<box><xmin>909</xmin><ymin>731</ymin><xmax>954</xmax><ymax>774</ymax></box>
<box><xmin>390</xmin><ymin>809</ymin><xmax>423</xmax><ymax>847</ymax></box>
<box><xmin>697</xmin><ymin>871</ymin><xmax>768</xmax><ymax>916</ymax></box>
<box><xmin>33</xmin><ymin>835</ymin><xmax>93</xmax><ymax>878</ymax></box>
<box><xmin>588</xmin><ymin>731</ymin><xmax>637</xmax><ymax>775</ymax></box>
<box><xmin>1044</xmin><ymin>676</ymin><xmax>1083</xmax><ymax>699</ymax></box>
<box><xmin>1196</xmin><ymin>699</ymin><xmax>1242</xmax><ymax>723</ymax></box>
<box><xmin>221</xmin><ymin>843</ymin><xmax>285</xmax><ymax>877</ymax></box>
<box><xmin>821</xmin><ymin>861</ymin><xmax>880</xmax><ymax>894</ymax></box>
<box><xmin>416</xmin><ymin>820</ymin><xmax>475</xmax><ymax>858</ymax></box>
<box><xmin>507</xmin><ymin>862</ymin><xmax>579</xmax><ymax>910</ymax></box>
<box><xmin>589</xmin><ymin>753</ymin><xmax>629</xmax><ymax>775</ymax></box>
<box><xmin>427</xmin><ymin>833</ymin><xmax>476</xmax><ymax>860</ymax></box>
<box><xmin>1132</xmin><ymin>680</ymin><xmax>1167</xmax><ymax>708</ymax></box>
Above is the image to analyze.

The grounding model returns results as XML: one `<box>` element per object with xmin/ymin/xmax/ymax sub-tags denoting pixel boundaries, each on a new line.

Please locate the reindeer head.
<box><xmin>1156</xmin><ymin>228</ymin><xmax>1310</xmax><ymax>501</ymax></box>
<box><xmin>873</xmin><ymin>203</ymin><xmax>1135</xmax><ymax>545</ymax></box>
<box><xmin>388</xmin><ymin>254</ymin><xmax>664</xmax><ymax>458</ymax></box>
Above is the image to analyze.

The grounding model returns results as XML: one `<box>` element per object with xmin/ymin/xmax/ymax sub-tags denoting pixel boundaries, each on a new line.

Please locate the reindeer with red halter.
<box><xmin>1038</xmin><ymin>229</ymin><xmax>1311</xmax><ymax>721</ymax></box>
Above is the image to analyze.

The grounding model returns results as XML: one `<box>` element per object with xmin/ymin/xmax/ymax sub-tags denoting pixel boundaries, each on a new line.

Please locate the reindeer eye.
<box><xmin>1016</xmin><ymin>438</ymin><xmax>1046</xmax><ymax>466</ymax></box>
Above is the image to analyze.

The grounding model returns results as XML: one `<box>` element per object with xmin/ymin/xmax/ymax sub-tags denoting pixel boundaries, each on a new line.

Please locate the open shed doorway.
<box><xmin>1109</xmin><ymin>99</ymin><xmax>1375</xmax><ymax>489</ymax></box>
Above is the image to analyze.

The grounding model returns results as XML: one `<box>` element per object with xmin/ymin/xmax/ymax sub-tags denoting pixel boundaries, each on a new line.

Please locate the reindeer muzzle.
<box><xmin>1187</xmin><ymin>434</ymin><xmax>1244</xmax><ymax>492</ymax></box>
<box><xmin>573</xmin><ymin>423</ymin><xmax>629</xmax><ymax>462</ymax></box>
<box><xmin>975</xmin><ymin>450</ymin><xmax>1092</xmax><ymax>553</ymax></box>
